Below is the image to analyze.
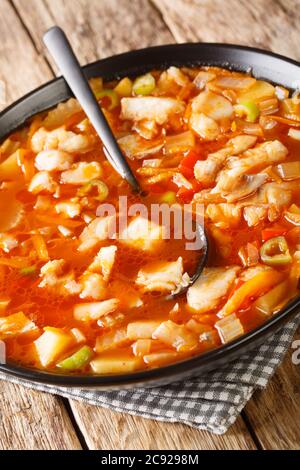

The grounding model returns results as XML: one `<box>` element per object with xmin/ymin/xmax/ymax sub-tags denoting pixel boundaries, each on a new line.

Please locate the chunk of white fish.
<box><xmin>187</xmin><ymin>266</ymin><xmax>240</xmax><ymax>313</ymax></box>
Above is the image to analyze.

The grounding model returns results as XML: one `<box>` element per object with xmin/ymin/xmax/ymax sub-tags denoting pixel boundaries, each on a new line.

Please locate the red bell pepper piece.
<box><xmin>179</xmin><ymin>150</ymin><xmax>202</xmax><ymax>179</ymax></box>
<box><xmin>261</xmin><ymin>227</ymin><xmax>287</xmax><ymax>242</ymax></box>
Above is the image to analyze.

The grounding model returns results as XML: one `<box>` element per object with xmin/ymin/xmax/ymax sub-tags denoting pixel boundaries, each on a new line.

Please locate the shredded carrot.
<box><xmin>0</xmin><ymin>257</ymin><xmax>32</xmax><ymax>268</ymax></box>
<box><xmin>35</xmin><ymin>213</ymin><xmax>84</xmax><ymax>228</ymax></box>
<box><xmin>16</xmin><ymin>149</ymin><xmax>35</xmax><ymax>182</ymax></box>
<box><xmin>31</xmin><ymin>233</ymin><xmax>49</xmax><ymax>261</ymax></box>
<box><xmin>267</xmin><ymin>116</ymin><xmax>300</xmax><ymax>127</ymax></box>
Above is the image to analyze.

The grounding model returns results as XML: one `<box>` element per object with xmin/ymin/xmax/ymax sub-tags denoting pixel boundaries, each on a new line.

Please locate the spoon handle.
<box><xmin>43</xmin><ymin>26</ymin><xmax>141</xmax><ymax>193</ymax></box>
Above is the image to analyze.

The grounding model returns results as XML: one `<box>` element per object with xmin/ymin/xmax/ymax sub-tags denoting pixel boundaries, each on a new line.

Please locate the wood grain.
<box><xmin>12</xmin><ymin>0</ymin><xmax>174</xmax><ymax>71</ymax></box>
<box><xmin>244</xmin><ymin>329</ymin><xmax>300</xmax><ymax>450</ymax></box>
<box><xmin>69</xmin><ymin>401</ymin><xmax>256</xmax><ymax>450</ymax></box>
<box><xmin>0</xmin><ymin>0</ymin><xmax>52</xmax><ymax>110</ymax></box>
<box><xmin>152</xmin><ymin>0</ymin><xmax>300</xmax><ymax>60</ymax></box>
<box><xmin>0</xmin><ymin>381</ymin><xmax>81</xmax><ymax>450</ymax></box>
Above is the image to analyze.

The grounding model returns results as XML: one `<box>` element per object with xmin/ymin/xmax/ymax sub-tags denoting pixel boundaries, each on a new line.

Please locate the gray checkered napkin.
<box><xmin>1</xmin><ymin>314</ymin><xmax>299</xmax><ymax>435</ymax></box>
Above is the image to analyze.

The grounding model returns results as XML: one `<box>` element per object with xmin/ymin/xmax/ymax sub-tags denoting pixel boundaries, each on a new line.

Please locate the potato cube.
<box><xmin>127</xmin><ymin>321</ymin><xmax>161</xmax><ymax>340</ymax></box>
<box><xmin>90</xmin><ymin>356</ymin><xmax>142</xmax><ymax>374</ymax></box>
<box><xmin>95</xmin><ymin>328</ymin><xmax>128</xmax><ymax>353</ymax></box>
<box><xmin>34</xmin><ymin>327</ymin><xmax>74</xmax><ymax>367</ymax></box>
<box><xmin>152</xmin><ymin>320</ymin><xmax>197</xmax><ymax>352</ymax></box>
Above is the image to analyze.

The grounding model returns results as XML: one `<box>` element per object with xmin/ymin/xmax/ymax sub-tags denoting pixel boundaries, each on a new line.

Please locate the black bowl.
<box><xmin>1</xmin><ymin>43</ymin><xmax>300</xmax><ymax>389</ymax></box>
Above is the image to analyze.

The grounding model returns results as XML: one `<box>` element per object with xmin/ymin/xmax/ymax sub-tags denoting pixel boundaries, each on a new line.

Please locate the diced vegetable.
<box><xmin>77</xmin><ymin>179</ymin><xmax>109</xmax><ymax>202</ymax></box>
<box><xmin>261</xmin><ymin>227</ymin><xmax>287</xmax><ymax>242</ymax></box>
<box><xmin>218</xmin><ymin>270</ymin><xmax>284</xmax><ymax>317</ymax></box>
<box><xmin>95</xmin><ymin>328</ymin><xmax>128</xmax><ymax>353</ymax></box>
<box><xmin>20</xmin><ymin>265</ymin><xmax>37</xmax><ymax>276</ymax></box>
<box><xmin>114</xmin><ymin>77</ymin><xmax>133</xmax><ymax>97</ymax></box>
<box><xmin>213</xmin><ymin>76</ymin><xmax>256</xmax><ymax>90</ymax></box>
<box><xmin>143</xmin><ymin>351</ymin><xmax>180</xmax><ymax>366</ymax></box>
<box><xmin>57</xmin><ymin>346</ymin><xmax>93</xmax><ymax>371</ymax></box>
<box><xmin>31</xmin><ymin>233</ymin><xmax>49</xmax><ymax>261</ymax></box>
<box><xmin>288</xmin><ymin>129</ymin><xmax>300</xmax><ymax>141</ymax></box>
<box><xmin>132</xmin><ymin>339</ymin><xmax>153</xmax><ymax>357</ymax></box>
<box><xmin>0</xmin><ymin>257</ymin><xmax>31</xmax><ymax>268</ymax></box>
<box><xmin>90</xmin><ymin>356</ymin><xmax>142</xmax><ymax>374</ymax></box>
<box><xmin>152</xmin><ymin>320</ymin><xmax>197</xmax><ymax>352</ymax></box>
<box><xmin>74</xmin><ymin>299</ymin><xmax>119</xmax><ymax>321</ymax></box>
<box><xmin>127</xmin><ymin>321</ymin><xmax>161</xmax><ymax>340</ymax></box>
<box><xmin>0</xmin><ymin>312</ymin><xmax>37</xmax><ymax>340</ymax></box>
<box><xmin>133</xmin><ymin>73</ymin><xmax>156</xmax><ymax>96</ymax></box>
<box><xmin>0</xmin><ymin>151</ymin><xmax>22</xmax><ymax>181</ymax></box>
<box><xmin>254</xmin><ymin>280</ymin><xmax>292</xmax><ymax>315</ymax></box>
<box><xmin>164</xmin><ymin>131</ymin><xmax>195</xmax><ymax>155</ymax></box>
<box><xmin>185</xmin><ymin>319</ymin><xmax>213</xmax><ymax>335</ymax></box>
<box><xmin>238</xmin><ymin>243</ymin><xmax>260</xmax><ymax>267</ymax></box>
<box><xmin>192</xmin><ymin>91</ymin><xmax>234</xmax><ymax>121</ymax></box>
<box><xmin>234</xmin><ymin>101</ymin><xmax>260</xmax><ymax>122</ymax></box>
<box><xmin>260</xmin><ymin>236</ymin><xmax>292</xmax><ymax>266</ymax></box>
<box><xmin>0</xmin><ymin>298</ymin><xmax>10</xmax><ymax>315</ymax></box>
<box><xmin>237</xmin><ymin>80</ymin><xmax>275</xmax><ymax>103</ymax></box>
<box><xmin>179</xmin><ymin>150</ymin><xmax>202</xmax><ymax>179</ymax></box>
<box><xmin>70</xmin><ymin>328</ymin><xmax>86</xmax><ymax>344</ymax></box>
<box><xmin>34</xmin><ymin>327</ymin><xmax>74</xmax><ymax>367</ymax></box>
<box><xmin>215</xmin><ymin>313</ymin><xmax>244</xmax><ymax>344</ymax></box>
<box><xmin>43</xmin><ymin>98</ymin><xmax>81</xmax><ymax>129</ymax></box>
<box><xmin>275</xmin><ymin>162</ymin><xmax>300</xmax><ymax>180</ymax></box>
<box><xmin>193</xmin><ymin>71</ymin><xmax>216</xmax><ymax>89</ymax></box>
<box><xmin>95</xmin><ymin>89</ymin><xmax>120</xmax><ymax>110</ymax></box>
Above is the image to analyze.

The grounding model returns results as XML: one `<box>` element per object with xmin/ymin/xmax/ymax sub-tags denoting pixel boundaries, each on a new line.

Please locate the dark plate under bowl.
<box><xmin>0</xmin><ymin>43</ymin><xmax>300</xmax><ymax>389</ymax></box>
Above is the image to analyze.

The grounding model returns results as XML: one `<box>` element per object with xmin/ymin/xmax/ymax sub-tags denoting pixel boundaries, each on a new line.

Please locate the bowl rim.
<box><xmin>1</xmin><ymin>42</ymin><xmax>300</xmax><ymax>388</ymax></box>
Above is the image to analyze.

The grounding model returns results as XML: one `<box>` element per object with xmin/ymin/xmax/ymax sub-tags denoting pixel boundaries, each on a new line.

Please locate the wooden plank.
<box><xmin>244</xmin><ymin>328</ymin><xmax>300</xmax><ymax>450</ymax></box>
<box><xmin>12</xmin><ymin>0</ymin><xmax>174</xmax><ymax>71</ymax></box>
<box><xmin>0</xmin><ymin>381</ymin><xmax>82</xmax><ymax>450</ymax></box>
<box><xmin>0</xmin><ymin>0</ymin><xmax>81</xmax><ymax>450</ymax></box>
<box><xmin>152</xmin><ymin>0</ymin><xmax>300</xmax><ymax>61</ymax></box>
<box><xmin>0</xmin><ymin>0</ymin><xmax>52</xmax><ymax>110</ymax></box>
<box><xmin>69</xmin><ymin>401</ymin><xmax>256</xmax><ymax>450</ymax></box>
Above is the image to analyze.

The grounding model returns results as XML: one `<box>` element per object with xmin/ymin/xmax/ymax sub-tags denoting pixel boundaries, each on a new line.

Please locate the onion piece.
<box><xmin>164</xmin><ymin>131</ymin><xmax>195</xmax><ymax>155</ymax></box>
<box><xmin>275</xmin><ymin>162</ymin><xmax>300</xmax><ymax>180</ymax></box>
<box><xmin>288</xmin><ymin>128</ymin><xmax>300</xmax><ymax>141</ymax></box>
<box><xmin>213</xmin><ymin>76</ymin><xmax>256</xmax><ymax>90</ymax></box>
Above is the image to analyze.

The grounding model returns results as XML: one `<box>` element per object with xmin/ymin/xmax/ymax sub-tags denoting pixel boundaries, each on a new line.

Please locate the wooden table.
<box><xmin>0</xmin><ymin>0</ymin><xmax>300</xmax><ymax>450</ymax></box>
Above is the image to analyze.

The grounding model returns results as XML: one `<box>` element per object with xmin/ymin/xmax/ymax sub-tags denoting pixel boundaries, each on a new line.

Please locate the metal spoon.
<box><xmin>43</xmin><ymin>26</ymin><xmax>141</xmax><ymax>193</ymax></box>
<box><xmin>43</xmin><ymin>26</ymin><xmax>208</xmax><ymax>296</ymax></box>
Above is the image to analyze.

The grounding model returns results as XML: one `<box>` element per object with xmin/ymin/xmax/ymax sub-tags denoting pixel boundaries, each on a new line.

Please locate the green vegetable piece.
<box><xmin>133</xmin><ymin>73</ymin><xmax>156</xmax><ymax>96</ymax></box>
<box><xmin>77</xmin><ymin>179</ymin><xmax>109</xmax><ymax>202</ymax></box>
<box><xmin>235</xmin><ymin>100</ymin><xmax>260</xmax><ymax>122</ymax></box>
<box><xmin>260</xmin><ymin>236</ymin><xmax>292</xmax><ymax>266</ymax></box>
<box><xmin>57</xmin><ymin>345</ymin><xmax>93</xmax><ymax>371</ymax></box>
<box><xmin>95</xmin><ymin>89</ymin><xmax>120</xmax><ymax>110</ymax></box>
<box><xmin>20</xmin><ymin>265</ymin><xmax>37</xmax><ymax>276</ymax></box>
